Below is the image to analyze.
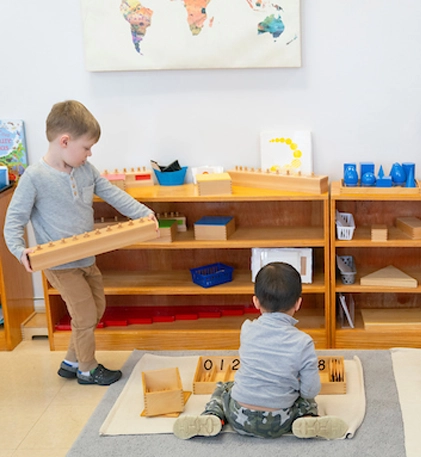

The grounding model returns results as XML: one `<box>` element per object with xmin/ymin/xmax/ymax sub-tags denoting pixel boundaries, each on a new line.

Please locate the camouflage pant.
<box><xmin>203</xmin><ymin>381</ymin><xmax>318</xmax><ymax>438</ymax></box>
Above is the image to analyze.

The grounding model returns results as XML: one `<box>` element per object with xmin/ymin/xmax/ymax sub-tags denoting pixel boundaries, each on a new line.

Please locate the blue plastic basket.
<box><xmin>154</xmin><ymin>167</ymin><xmax>187</xmax><ymax>186</ymax></box>
<box><xmin>190</xmin><ymin>263</ymin><xmax>234</xmax><ymax>288</ymax></box>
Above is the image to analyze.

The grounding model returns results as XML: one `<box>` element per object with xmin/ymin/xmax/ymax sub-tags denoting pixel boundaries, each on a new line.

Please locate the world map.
<box><xmin>81</xmin><ymin>0</ymin><xmax>300</xmax><ymax>70</ymax></box>
<box><xmin>120</xmin><ymin>0</ymin><xmax>289</xmax><ymax>55</ymax></box>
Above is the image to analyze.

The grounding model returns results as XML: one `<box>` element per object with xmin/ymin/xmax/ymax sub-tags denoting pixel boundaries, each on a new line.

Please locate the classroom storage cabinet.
<box><xmin>330</xmin><ymin>181</ymin><xmax>421</xmax><ymax>349</ymax></box>
<box><xmin>0</xmin><ymin>186</ymin><xmax>34</xmax><ymax>350</ymax></box>
<box><xmin>43</xmin><ymin>184</ymin><xmax>330</xmax><ymax>350</ymax></box>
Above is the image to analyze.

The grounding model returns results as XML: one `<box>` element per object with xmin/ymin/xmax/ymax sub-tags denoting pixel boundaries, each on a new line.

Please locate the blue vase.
<box><xmin>343</xmin><ymin>164</ymin><xmax>359</xmax><ymax>187</ymax></box>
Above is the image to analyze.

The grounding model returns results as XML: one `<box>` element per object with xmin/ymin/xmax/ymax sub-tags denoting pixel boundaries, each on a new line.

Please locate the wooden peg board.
<box><xmin>28</xmin><ymin>218</ymin><xmax>158</xmax><ymax>271</ymax></box>
<box><xmin>192</xmin><ymin>355</ymin><xmax>346</xmax><ymax>395</ymax></box>
<box><xmin>228</xmin><ymin>166</ymin><xmax>328</xmax><ymax>194</ymax></box>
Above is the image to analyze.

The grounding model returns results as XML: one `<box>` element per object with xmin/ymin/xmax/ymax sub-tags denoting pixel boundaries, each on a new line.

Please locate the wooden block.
<box><xmin>371</xmin><ymin>224</ymin><xmax>388</xmax><ymax>241</ymax></box>
<box><xmin>318</xmin><ymin>356</ymin><xmax>346</xmax><ymax>395</ymax></box>
<box><xmin>197</xmin><ymin>172</ymin><xmax>232</xmax><ymax>196</ymax></box>
<box><xmin>142</xmin><ymin>367</ymin><xmax>185</xmax><ymax>416</ymax></box>
<box><xmin>194</xmin><ymin>216</ymin><xmax>235</xmax><ymax>240</ymax></box>
<box><xmin>157</xmin><ymin>219</ymin><xmax>178</xmax><ymax>242</ymax></box>
<box><xmin>360</xmin><ymin>265</ymin><xmax>418</xmax><ymax>288</ymax></box>
<box><xmin>361</xmin><ymin>308</ymin><xmax>421</xmax><ymax>330</ymax></box>
<box><xmin>28</xmin><ymin>218</ymin><xmax>158</xmax><ymax>271</ymax></box>
<box><xmin>124</xmin><ymin>167</ymin><xmax>154</xmax><ymax>187</ymax></box>
<box><xmin>158</xmin><ymin>212</ymin><xmax>187</xmax><ymax>232</ymax></box>
<box><xmin>101</xmin><ymin>171</ymin><xmax>125</xmax><ymax>190</ymax></box>
<box><xmin>228</xmin><ymin>167</ymin><xmax>328</xmax><ymax>194</ymax></box>
<box><xmin>193</xmin><ymin>356</ymin><xmax>240</xmax><ymax>394</ymax></box>
<box><xmin>396</xmin><ymin>217</ymin><xmax>421</xmax><ymax>239</ymax></box>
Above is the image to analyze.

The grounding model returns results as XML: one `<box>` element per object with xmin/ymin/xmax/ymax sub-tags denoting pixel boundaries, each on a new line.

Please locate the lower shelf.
<box><xmin>334</xmin><ymin>311</ymin><xmax>421</xmax><ymax>349</ymax></box>
<box><xmin>49</xmin><ymin>314</ymin><xmax>327</xmax><ymax>351</ymax></box>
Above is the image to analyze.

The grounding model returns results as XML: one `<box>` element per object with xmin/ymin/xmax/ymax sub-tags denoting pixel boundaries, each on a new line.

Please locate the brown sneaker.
<box><xmin>173</xmin><ymin>415</ymin><xmax>222</xmax><ymax>440</ymax></box>
<box><xmin>292</xmin><ymin>416</ymin><xmax>348</xmax><ymax>440</ymax></box>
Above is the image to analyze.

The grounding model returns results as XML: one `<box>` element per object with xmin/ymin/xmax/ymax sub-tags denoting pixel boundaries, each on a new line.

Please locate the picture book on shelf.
<box><xmin>0</xmin><ymin>120</ymin><xmax>28</xmax><ymax>181</ymax></box>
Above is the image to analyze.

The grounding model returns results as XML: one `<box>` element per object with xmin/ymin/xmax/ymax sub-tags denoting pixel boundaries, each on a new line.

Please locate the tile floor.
<box><xmin>0</xmin><ymin>338</ymin><xmax>130</xmax><ymax>457</ymax></box>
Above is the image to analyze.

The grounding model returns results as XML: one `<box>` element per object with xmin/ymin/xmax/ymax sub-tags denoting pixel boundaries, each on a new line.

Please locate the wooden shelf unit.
<box><xmin>44</xmin><ymin>184</ymin><xmax>330</xmax><ymax>350</ymax></box>
<box><xmin>330</xmin><ymin>181</ymin><xmax>421</xmax><ymax>349</ymax></box>
<box><xmin>0</xmin><ymin>186</ymin><xmax>34</xmax><ymax>350</ymax></box>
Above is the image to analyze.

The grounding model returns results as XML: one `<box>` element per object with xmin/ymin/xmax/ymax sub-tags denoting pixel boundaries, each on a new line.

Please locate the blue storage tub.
<box><xmin>154</xmin><ymin>167</ymin><xmax>187</xmax><ymax>186</ymax></box>
<box><xmin>190</xmin><ymin>263</ymin><xmax>234</xmax><ymax>288</ymax></box>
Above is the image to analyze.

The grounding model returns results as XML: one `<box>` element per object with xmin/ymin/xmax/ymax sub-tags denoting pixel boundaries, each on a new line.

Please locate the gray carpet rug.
<box><xmin>67</xmin><ymin>350</ymin><xmax>405</xmax><ymax>457</ymax></box>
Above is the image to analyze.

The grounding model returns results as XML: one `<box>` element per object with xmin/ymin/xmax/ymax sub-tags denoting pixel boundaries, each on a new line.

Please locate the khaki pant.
<box><xmin>44</xmin><ymin>264</ymin><xmax>106</xmax><ymax>372</ymax></box>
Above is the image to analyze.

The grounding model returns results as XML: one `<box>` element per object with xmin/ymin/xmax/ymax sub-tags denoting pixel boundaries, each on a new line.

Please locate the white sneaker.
<box><xmin>292</xmin><ymin>416</ymin><xmax>348</xmax><ymax>440</ymax></box>
<box><xmin>173</xmin><ymin>415</ymin><xmax>222</xmax><ymax>440</ymax></box>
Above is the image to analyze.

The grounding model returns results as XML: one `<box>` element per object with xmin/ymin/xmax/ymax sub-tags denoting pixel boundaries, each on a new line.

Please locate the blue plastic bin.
<box><xmin>190</xmin><ymin>263</ymin><xmax>234</xmax><ymax>288</ymax></box>
<box><xmin>154</xmin><ymin>167</ymin><xmax>187</xmax><ymax>186</ymax></box>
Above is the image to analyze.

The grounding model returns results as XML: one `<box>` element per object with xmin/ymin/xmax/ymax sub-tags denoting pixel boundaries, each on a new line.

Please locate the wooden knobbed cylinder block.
<box><xmin>28</xmin><ymin>217</ymin><xmax>158</xmax><ymax>271</ymax></box>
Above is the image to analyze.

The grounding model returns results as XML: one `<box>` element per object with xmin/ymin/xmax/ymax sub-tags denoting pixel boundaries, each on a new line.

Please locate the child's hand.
<box><xmin>148</xmin><ymin>213</ymin><xmax>159</xmax><ymax>231</ymax></box>
<box><xmin>21</xmin><ymin>248</ymin><xmax>34</xmax><ymax>273</ymax></box>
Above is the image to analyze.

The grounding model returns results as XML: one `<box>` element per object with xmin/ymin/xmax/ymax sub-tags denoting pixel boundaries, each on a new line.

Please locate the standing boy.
<box><xmin>173</xmin><ymin>262</ymin><xmax>348</xmax><ymax>440</ymax></box>
<box><xmin>4</xmin><ymin>100</ymin><xmax>157</xmax><ymax>386</ymax></box>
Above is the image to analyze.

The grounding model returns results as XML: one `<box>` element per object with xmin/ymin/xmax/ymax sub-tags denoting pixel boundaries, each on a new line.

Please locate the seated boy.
<box><xmin>173</xmin><ymin>262</ymin><xmax>348</xmax><ymax>440</ymax></box>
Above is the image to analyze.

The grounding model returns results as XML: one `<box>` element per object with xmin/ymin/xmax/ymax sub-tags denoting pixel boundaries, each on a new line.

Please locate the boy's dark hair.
<box><xmin>254</xmin><ymin>262</ymin><xmax>302</xmax><ymax>313</ymax></box>
<box><xmin>46</xmin><ymin>100</ymin><xmax>101</xmax><ymax>142</ymax></box>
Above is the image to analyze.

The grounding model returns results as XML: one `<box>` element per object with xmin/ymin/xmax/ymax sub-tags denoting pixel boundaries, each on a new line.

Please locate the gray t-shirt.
<box><xmin>231</xmin><ymin>312</ymin><xmax>321</xmax><ymax>409</ymax></box>
<box><xmin>4</xmin><ymin>159</ymin><xmax>153</xmax><ymax>269</ymax></box>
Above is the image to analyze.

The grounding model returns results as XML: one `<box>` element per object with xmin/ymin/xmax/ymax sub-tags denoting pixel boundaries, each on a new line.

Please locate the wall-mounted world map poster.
<box><xmin>80</xmin><ymin>0</ymin><xmax>301</xmax><ymax>71</ymax></box>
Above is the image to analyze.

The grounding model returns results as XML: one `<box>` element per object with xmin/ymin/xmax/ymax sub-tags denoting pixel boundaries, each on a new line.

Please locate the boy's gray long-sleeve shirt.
<box><xmin>4</xmin><ymin>159</ymin><xmax>153</xmax><ymax>269</ymax></box>
<box><xmin>231</xmin><ymin>312</ymin><xmax>321</xmax><ymax>409</ymax></box>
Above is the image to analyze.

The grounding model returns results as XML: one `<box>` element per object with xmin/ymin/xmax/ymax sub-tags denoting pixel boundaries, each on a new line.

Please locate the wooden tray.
<box><xmin>339</xmin><ymin>179</ymin><xmax>421</xmax><ymax>195</ymax></box>
<box><xmin>193</xmin><ymin>355</ymin><xmax>346</xmax><ymax>395</ymax></box>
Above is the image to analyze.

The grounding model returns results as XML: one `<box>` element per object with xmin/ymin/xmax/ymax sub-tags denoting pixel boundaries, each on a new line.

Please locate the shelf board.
<box><xmin>129</xmin><ymin>226</ymin><xmax>326</xmax><ymax>249</ymax></box>
<box><xmin>335</xmin><ymin>266</ymin><xmax>421</xmax><ymax>293</ymax></box>
<box><xmin>50</xmin><ymin>311</ymin><xmax>327</xmax><ymax>350</ymax></box>
<box><xmin>331</xmin><ymin>181</ymin><xmax>421</xmax><ymax>201</ymax></box>
<box><xmin>94</xmin><ymin>184</ymin><xmax>328</xmax><ymax>203</ymax></box>
<box><xmin>335</xmin><ymin>226</ymin><xmax>421</xmax><ymax>247</ymax></box>
<box><xmin>47</xmin><ymin>270</ymin><xmax>327</xmax><ymax>296</ymax></box>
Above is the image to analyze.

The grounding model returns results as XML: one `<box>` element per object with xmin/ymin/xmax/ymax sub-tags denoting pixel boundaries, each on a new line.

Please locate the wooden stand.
<box><xmin>28</xmin><ymin>218</ymin><xmax>158</xmax><ymax>271</ymax></box>
<box><xmin>228</xmin><ymin>166</ymin><xmax>328</xmax><ymax>194</ymax></box>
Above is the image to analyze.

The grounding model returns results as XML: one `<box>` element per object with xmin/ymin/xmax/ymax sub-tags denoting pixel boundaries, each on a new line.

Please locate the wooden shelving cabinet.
<box><xmin>330</xmin><ymin>181</ymin><xmax>421</xmax><ymax>349</ymax></box>
<box><xmin>44</xmin><ymin>184</ymin><xmax>330</xmax><ymax>351</ymax></box>
<box><xmin>0</xmin><ymin>186</ymin><xmax>34</xmax><ymax>350</ymax></box>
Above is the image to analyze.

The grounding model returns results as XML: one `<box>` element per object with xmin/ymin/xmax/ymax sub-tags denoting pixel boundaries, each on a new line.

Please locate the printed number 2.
<box><xmin>203</xmin><ymin>358</ymin><xmax>240</xmax><ymax>371</ymax></box>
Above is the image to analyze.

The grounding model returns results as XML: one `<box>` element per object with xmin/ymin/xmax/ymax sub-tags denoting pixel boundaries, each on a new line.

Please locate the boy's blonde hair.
<box><xmin>46</xmin><ymin>100</ymin><xmax>101</xmax><ymax>142</ymax></box>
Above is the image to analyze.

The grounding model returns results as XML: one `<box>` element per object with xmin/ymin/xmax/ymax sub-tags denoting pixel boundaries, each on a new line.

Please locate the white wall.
<box><xmin>2</xmin><ymin>0</ymin><xmax>421</xmax><ymax>302</ymax></box>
